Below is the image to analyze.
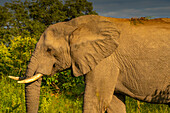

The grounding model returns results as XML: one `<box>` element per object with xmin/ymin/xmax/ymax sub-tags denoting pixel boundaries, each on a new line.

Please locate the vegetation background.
<box><xmin>0</xmin><ymin>0</ymin><xmax>169</xmax><ymax>112</ymax></box>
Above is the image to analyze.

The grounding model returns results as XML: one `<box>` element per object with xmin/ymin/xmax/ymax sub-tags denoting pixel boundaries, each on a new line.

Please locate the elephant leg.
<box><xmin>25</xmin><ymin>77</ymin><xmax>42</xmax><ymax>113</ymax></box>
<box><xmin>83</xmin><ymin>56</ymin><xmax>120</xmax><ymax>113</ymax></box>
<box><xmin>107</xmin><ymin>94</ymin><xmax>126</xmax><ymax>113</ymax></box>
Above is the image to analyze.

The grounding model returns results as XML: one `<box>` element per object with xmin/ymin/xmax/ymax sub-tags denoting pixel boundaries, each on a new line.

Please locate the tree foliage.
<box><xmin>29</xmin><ymin>0</ymin><xmax>66</xmax><ymax>25</ymax></box>
<box><xmin>64</xmin><ymin>0</ymin><xmax>97</xmax><ymax>19</ymax></box>
<box><xmin>0</xmin><ymin>0</ymin><xmax>97</xmax><ymax>42</ymax></box>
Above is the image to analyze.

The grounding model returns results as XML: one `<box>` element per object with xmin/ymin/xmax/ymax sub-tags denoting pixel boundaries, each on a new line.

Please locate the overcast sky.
<box><xmin>1</xmin><ymin>0</ymin><xmax>170</xmax><ymax>18</ymax></box>
<box><xmin>89</xmin><ymin>0</ymin><xmax>170</xmax><ymax>18</ymax></box>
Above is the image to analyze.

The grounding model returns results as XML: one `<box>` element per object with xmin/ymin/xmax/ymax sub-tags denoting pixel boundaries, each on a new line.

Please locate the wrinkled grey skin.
<box><xmin>25</xmin><ymin>15</ymin><xmax>170</xmax><ymax>113</ymax></box>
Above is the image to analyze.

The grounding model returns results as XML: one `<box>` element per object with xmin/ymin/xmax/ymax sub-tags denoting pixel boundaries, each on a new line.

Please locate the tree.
<box><xmin>0</xmin><ymin>6</ymin><xmax>12</xmax><ymax>28</ymax></box>
<box><xmin>64</xmin><ymin>0</ymin><xmax>98</xmax><ymax>20</ymax></box>
<box><xmin>0</xmin><ymin>0</ymin><xmax>32</xmax><ymax>42</ymax></box>
<box><xmin>0</xmin><ymin>5</ymin><xmax>13</xmax><ymax>42</ymax></box>
<box><xmin>0</xmin><ymin>0</ymin><xmax>97</xmax><ymax>42</ymax></box>
<box><xmin>29</xmin><ymin>0</ymin><xmax>97</xmax><ymax>25</ymax></box>
<box><xmin>29</xmin><ymin>0</ymin><xmax>67</xmax><ymax>25</ymax></box>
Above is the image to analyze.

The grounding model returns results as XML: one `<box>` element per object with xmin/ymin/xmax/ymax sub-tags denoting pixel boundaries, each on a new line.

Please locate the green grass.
<box><xmin>1</xmin><ymin>76</ymin><xmax>169</xmax><ymax>113</ymax></box>
<box><xmin>126</xmin><ymin>97</ymin><xmax>169</xmax><ymax>113</ymax></box>
<box><xmin>38</xmin><ymin>86</ymin><xmax>83</xmax><ymax>113</ymax></box>
<box><xmin>0</xmin><ymin>76</ymin><xmax>26</xmax><ymax>113</ymax></box>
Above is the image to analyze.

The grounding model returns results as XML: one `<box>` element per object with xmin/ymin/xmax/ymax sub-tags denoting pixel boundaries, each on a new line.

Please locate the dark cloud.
<box><xmin>89</xmin><ymin>0</ymin><xmax>170</xmax><ymax>18</ymax></box>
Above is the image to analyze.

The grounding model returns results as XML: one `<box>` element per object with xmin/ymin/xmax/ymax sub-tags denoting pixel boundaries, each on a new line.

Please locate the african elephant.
<box><xmin>9</xmin><ymin>15</ymin><xmax>170</xmax><ymax>113</ymax></box>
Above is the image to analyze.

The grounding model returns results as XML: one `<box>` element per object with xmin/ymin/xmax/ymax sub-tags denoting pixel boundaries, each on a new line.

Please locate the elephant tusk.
<box><xmin>8</xmin><ymin>76</ymin><xmax>26</xmax><ymax>80</ymax></box>
<box><xmin>17</xmin><ymin>74</ymin><xmax>43</xmax><ymax>83</ymax></box>
<box><xmin>8</xmin><ymin>74</ymin><xmax>43</xmax><ymax>83</ymax></box>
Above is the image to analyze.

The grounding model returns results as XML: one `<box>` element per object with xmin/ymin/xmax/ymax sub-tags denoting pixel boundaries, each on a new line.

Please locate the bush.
<box><xmin>42</xmin><ymin>70</ymin><xmax>85</xmax><ymax>93</ymax></box>
<box><xmin>0</xmin><ymin>36</ymin><xmax>37</xmax><ymax>78</ymax></box>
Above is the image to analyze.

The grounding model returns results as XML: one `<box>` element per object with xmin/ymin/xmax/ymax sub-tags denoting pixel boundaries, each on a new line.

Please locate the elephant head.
<box><xmin>9</xmin><ymin>15</ymin><xmax>120</xmax><ymax>112</ymax></box>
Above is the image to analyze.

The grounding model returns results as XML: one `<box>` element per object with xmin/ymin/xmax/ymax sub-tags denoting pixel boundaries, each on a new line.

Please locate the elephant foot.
<box><xmin>107</xmin><ymin>94</ymin><xmax>126</xmax><ymax>113</ymax></box>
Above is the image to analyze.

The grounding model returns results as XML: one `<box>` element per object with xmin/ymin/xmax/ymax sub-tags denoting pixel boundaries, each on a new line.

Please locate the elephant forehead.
<box><xmin>44</xmin><ymin>30</ymin><xmax>62</xmax><ymax>44</ymax></box>
<box><xmin>45</xmin><ymin>30</ymin><xmax>57</xmax><ymax>40</ymax></box>
<box><xmin>45</xmin><ymin>37</ymin><xmax>66</xmax><ymax>47</ymax></box>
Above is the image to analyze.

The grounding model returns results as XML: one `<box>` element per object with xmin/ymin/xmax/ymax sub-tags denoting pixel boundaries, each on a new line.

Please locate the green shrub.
<box><xmin>42</xmin><ymin>70</ymin><xmax>85</xmax><ymax>93</ymax></box>
<box><xmin>0</xmin><ymin>36</ymin><xmax>37</xmax><ymax>78</ymax></box>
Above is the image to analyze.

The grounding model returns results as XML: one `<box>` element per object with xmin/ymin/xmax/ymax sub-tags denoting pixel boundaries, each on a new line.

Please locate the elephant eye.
<box><xmin>47</xmin><ymin>48</ymin><xmax>52</xmax><ymax>54</ymax></box>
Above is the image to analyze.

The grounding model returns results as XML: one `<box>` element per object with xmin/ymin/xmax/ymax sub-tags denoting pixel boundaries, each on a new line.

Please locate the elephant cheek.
<box><xmin>36</xmin><ymin>65</ymin><xmax>53</xmax><ymax>75</ymax></box>
<box><xmin>36</xmin><ymin>60</ymin><xmax>54</xmax><ymax>75</ymax></box>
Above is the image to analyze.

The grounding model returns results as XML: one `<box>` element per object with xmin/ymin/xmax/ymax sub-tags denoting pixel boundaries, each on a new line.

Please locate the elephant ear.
<box><xmin>69</xmin><ymin>18</ymin><xmax>120</xmax><ymax>76</ymax></box>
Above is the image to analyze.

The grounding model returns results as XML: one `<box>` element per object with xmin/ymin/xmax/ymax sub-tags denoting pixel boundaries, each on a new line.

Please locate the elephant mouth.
<box><xmin>8</xmin><ymin>73</ymin><xmax>43</xmax><ymax>83</ymax></box>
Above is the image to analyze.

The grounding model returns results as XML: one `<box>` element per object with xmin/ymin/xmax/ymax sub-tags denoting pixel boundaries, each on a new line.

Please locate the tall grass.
<box><xmin>1</xmin><ymin>76</ymin><xmax>169</xmax><ymax>113</ymax></box>
<box><xmin>0</xmin><ymin>76</ymin><xmax>26</xmax><ymax>113</ymax></box>
<box><xmin>126</xmin><ymin>97</ymin><xmax>169</xmax><ymax>113</ymax></box>
<box><xmin>38</xmin><ymin>86</ymin><xmax>83</xmax><ymax>113</ymax></box>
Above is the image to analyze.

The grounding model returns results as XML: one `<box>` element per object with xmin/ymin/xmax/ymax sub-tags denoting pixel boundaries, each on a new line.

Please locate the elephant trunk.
<box><xmin>25</xmin><ymin>55</ymin><xmax>42</xmax><ymax>113</ymax></box>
